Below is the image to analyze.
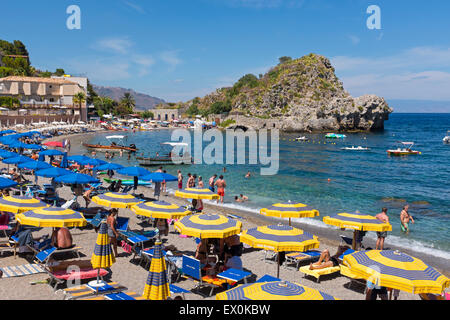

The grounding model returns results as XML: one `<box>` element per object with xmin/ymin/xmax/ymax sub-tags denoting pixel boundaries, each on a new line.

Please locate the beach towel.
<box><xmin>120</xmin><ymin>240</ymin><xmax>132</xmax><ymax>254</ymax></box>
<box><xmin>0</xmin><ymin>263</ymin><xmax>46</xmax><ymax>278</ymax></box>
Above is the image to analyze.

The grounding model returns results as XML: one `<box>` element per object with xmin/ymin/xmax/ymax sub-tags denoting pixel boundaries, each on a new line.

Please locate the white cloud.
<box><xmin>332</xmin><ymin>46</ymin><xmax>450</xmax><ymax>101</ymax></box>
<box><xmin>97</xmin><ymin>38</ymin><xmax>133</xmax><ymax>55</ymax></box>
<box><xmin>348</xmin><ymin>35</ymin><xmax>360</xmax><ymax>45</ymax></box>
<box><xmin>123</xmin><ymin>1</ymin><xmax>146</xmax><ymax>14</ymax></box>
<box><xmin>160</xmin><ymin>50</ymin><xmax>182</xmax><ymax>71</ymax></box>
<box><xmin>131</xmin><ymin>54</ymin><xmax>155</xmax><ymax>76</ymax></box>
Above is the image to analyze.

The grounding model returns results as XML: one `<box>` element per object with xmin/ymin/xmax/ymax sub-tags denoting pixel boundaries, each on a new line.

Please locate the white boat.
<box><xmin>387</xmin><ymin>142</ymin><xmax>421</xmax><ymax>156</ymax></box>
<box><xmin>295</xmin><ymin>136</ymin><xmax>309</xmax><ymax>141</ymax></box>
<box><xmin>443</xmin><ymin>131</ymin><xmax>450</xmax><ymax>144</ymax></box>
<box><xmin>341</xmin><ymin>146</ymin><xmax>370</xmax><ymax>151</ymax></box>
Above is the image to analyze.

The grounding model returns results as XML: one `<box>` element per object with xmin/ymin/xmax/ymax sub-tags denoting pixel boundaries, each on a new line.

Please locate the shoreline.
<box><xmin>54</xmin><ymin>129</ymin><xmax>450</xmax><ymax>277</ymax></box>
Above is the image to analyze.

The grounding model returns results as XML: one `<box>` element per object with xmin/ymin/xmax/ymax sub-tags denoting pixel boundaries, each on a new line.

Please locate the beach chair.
<box><xmin>180</xmin><ymin>254</ymin><xmax>222</xmax><ymax>297</ymax></box>
<box><xmin>256</xmin><ymin>274</ymin><xmax>281</xmax><ymax>283</ymax></box>
<box><xmin>61</xmin><ymin>281</ymin><xmax>127</xmax><ymax>300</ymax></box>
<box><xmin>216</xmin><ymin>268</ymin><xmax>252</xmax><ymax>289</ymax></box>
<box><xmin>34</xmin><ymin>245</ymin><xmax>82</xmax><ymax>266</ymax></box>
<box><xmin>61</xmin><ymin>196</ymin><xmax>77</xmax><ymax>209</ymax></box>
<box><xmin>86</xmin><ymin>211</ymin><xmax>107</xmax><ymax>228</ymax></box>
<box><xmin>299</xmin><ymin>265</ymin><xmax>341</xmax><ymax>283</ymax></box>
<box><xmin>46</xmin><ymin>259</ymin><xmax>109</xmax><ymax>291</ymax></box>
<box><xmin>283</xmin><ymin>250</ymin><xmax>322</xmax><ymax>270</ymax></box>
<box><xmin>116</xmin><ymin>217</ymin><xmax>129</xmax><ymax>233</ymax></box>
<box><xmin>169</xmin><ymin>284</ymin><xmax>190</xmax><ymax>300</ymax></box>
<box><xmin>82</xmin><ymin>291</ymin><xmax>145</xmax><ymax>300</ymax></box>
<box><xmin>339</xmin><ymin>264</ymin><xmax>366</xmax><ymax>289</ymax></box>
<box><xmin>0</xmin><ymin>240</ymin><xmax>15</xmax><ymax>256</ymax></box>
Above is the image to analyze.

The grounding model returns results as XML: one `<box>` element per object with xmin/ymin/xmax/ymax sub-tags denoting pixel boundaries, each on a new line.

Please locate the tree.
<box><xmin>93</xmin><ymin>96</ymin><xmax>116</xmax><ymax>116</ymax></box>
<box><xmin>86</xmin><ymin>80</ymin><xmax>98</xmax><ymax>105</ymax></box>
<box><xmin>54</xmin><ymin>68</ymin><xmax>65</xmax><ymax>76</ymax></box>
<box><xmin>186</xmin><ymin>104</ymin><xmax>199</xmax><ymax>116</ymax></box>
<box><xmin>278</xmin><ymin>56</ymin><xmax>292</xmax><ymax>64</ymax></box>
<box><xmin>141</xmin><ymin>110</ymin><xmax>154</xmax><ymax>119</ymax></box>
<box><xmin>209</xmin><ymin>100</ymin><xmax>232</xmax><ymax>115</ymax></box>
<box><xmin>73</xmin><ymin>91</ymin><xmax>86</xmax><ymax>109</ymax></box>
<box><xmin>119</xmin><ymin>92</ymin><xmax>135</xmax><ymax>114</ymax></box>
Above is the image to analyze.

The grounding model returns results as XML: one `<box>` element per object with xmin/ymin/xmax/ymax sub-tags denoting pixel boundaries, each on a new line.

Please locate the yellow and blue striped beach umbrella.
<box><xmin>91</xmin><ymin>192</ymin><xmax>144</xmax><ymax>209</ymax></box>
<box><xmin>241</xmin><ymin>224</ymin><xmax>320</xmax><ymax>278</ymax></box>
<box><xmin>323</xmin><ymin>212</ymin><xmax>392</xmax><ymax>232</ymax></box>
<box><xmin>175</xmin><ymin>188</ymin><xmax>220</xmax><ymax>200</ymax></box>
<box><xmin>91</xmin><ymin>222</ymin><xmax>116</xmax><ymax>269</ymax></box>
<box><xmin>16</xmin><ymin>207</ymin><xmax>87</xmax><ymax>228</ymax></box>
<box><xmin>216</xmin><ymin>281</ymin><xmax>338</xmax><ymax>300</ymax></box>
<box><xmin>343</xmin><ymin>250</ymin><xmax>450</xmax><ymax>294</ymax></box>
<box><xmin>0</xmin><ymin>195</ymin><xmax>49</xmax><ymax>214</ymax></box>
<box><xmin>142</xmin><ymin>241</ymin><xmax>170</xmax><ymax>300</ymax></box>
<box><xmin>260</xmin><ymin>201</ymin><xmax>319</xmax><ymax>226</ymax></box>
<box><xmin>323</xmin><ymin>212</ymin><xmax>392</xmax><ymax>249</ymax></box>
<box><xmin>174</xmin><ymin>213</ymin><xmax>242</xmax><ymax>239</ymax></box>
<box><xmin>240</xmin><ymin>225</ymin><xmax>320</xmax><ymax>252</ymax></box>
<box><xmin>131</xmin><ymin>200</ymin><xmax>192</xmax><ymax>219</ymax></box>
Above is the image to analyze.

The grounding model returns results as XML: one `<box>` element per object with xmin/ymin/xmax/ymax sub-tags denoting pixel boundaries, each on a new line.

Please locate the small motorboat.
<box><xmin>341</xmin><ymin>146</ymin><xmax>370</xmax><ymax>151</ymax></box>
<box><xmin>387</xmin><ymin>142</ymin><xmax>421</xmax><ymax>156</ymax></box>
<box><xmin>443</xmin><ymin>131</ymin><xmax>450</xmax><ymax>144</ymax></box>
<box><xmin>325</xmin><ymin>133</ymin><xmax>346</xmax><ymax>139</ymax></box>
<box><xmin>295</xmin><ymin>136</ymin><xmax>309</xmax><ymax>141</ymax></box>
<box><xmin>83</xmin><ymin>135</ymin><xmax>137</xmax><ymax>152</ymax></box>
<box><xmin>137</xmin><ymin>142</ymin><xmax>192</xmax><ymax>166</ymax></box>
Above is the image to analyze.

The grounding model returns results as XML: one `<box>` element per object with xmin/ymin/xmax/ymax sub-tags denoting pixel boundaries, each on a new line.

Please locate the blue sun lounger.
<box><xmin>256</xmin><ymin>274</ymin><xmax>281</xmax><ymax>283</ymax></box>
<box><xmin>169</xmin><ymin>284</ymin><xmax>190</xmax><ymax>299</ymax></box>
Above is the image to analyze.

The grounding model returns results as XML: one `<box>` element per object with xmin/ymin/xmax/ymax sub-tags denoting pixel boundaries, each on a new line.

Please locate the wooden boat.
<box><xmin>82</xmin><ymin>143</ymin><xmax>137</xmax><ymax>152</ymax></box>
<box><xmin>387</xmin><ymin>142</ymin><xmax>421</xmax><ymax>156</ymax></box>
<box><xmin>137</xmin><ymin>154</ymin><xmax>192</xmax><ymax>166</ymax></box>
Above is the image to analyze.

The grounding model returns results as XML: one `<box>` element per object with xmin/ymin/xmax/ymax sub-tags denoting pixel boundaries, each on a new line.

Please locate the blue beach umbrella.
<box><xmin>35</xmin><ymin>167</ymin><xmax>73</xmax><ymax>178</ymax></box>
<box><xmin>2</xmin><ymin>155</ymin><xmax>32</xmax><ymax>165</ymax></box>
<box><xmin>38</xmin><ymin>149</ymin><xmax>65</xmax><ymax>162</ymax></box>
<box><xmin>117</xmin><ymin>166</ymin><xmax>151</xmax><ymax>177</ymax></box>
<box><xmin>67</xmin><ymin>155</ymin><xmax>92</xmax><ymax>163</ymax></box>
<box><xmin>141</xmin><ymin>172</ymin><xmax>177</xmax><ymax>183</ymax></box>
<box><xmin>0</xmin><ymin>150</ymin><xmax>20</xmax><ymax>159</ymax></box>
<box><xmin>17</xmin><ymin>161</ymin><xmax>52</xmax><ymax>171</ymax></box>
<box><xmin>0</xmin><ymin>177</ymin><xmax>18</xmax><ymax>189</ymax></box>
<box><xmin>55</xmin><ymin>173</ymin><xmax>100</xmax><ymax>184</ymax></box>
<box><xmin>7</xmin><ymin>141</ymin><xmax>43</xmax><ymax>150</ymax></box>
<box><xmin>95</xmin><ymin>163</ymin><xmax>124</xmax><ymax>171</ymax></box>
<box><xmin>0</xmin><ymin>130</ymin><xmax>16</xmax><ymax>135</ymax></box>
<box><xmin>80</xmin><ymin>158</ymin><xmax>107</xmax><ymax>166</ymax></box>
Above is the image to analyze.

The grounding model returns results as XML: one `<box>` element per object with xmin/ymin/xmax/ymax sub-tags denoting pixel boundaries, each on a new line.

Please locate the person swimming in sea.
<box><xmin>400</xmin><ymin>204</ymin><xmax>415</xmax><ymax>234</ymax></box>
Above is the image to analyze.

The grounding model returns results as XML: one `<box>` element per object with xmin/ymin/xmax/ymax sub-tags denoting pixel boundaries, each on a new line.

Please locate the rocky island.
<box><xmin>182</xmin><ymin>53</ymin><xmax>392</xmax><ymax>132</ymax></box>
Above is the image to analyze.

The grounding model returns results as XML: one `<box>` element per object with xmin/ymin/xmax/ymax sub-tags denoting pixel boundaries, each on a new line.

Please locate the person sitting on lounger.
<box><xmin>51</xmin><ymin>227</ymin><xmax>73</xmax><ymax>249</ymax></box>
<box><xmin>309</xmin><ymin>245</ymin><xmax>350</xmax><ymax>270</ymax></box>
<box><xmin>195</xmin><ymin>239</ymin><xmax>208</xmax><ymax>265</ymax></box>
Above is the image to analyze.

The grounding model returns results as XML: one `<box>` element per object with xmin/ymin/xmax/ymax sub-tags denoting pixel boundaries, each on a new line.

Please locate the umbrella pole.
<box><xmin>289</xmin><ymin>218</ymin><xmax>291</xmax><ymax>226</ymax></box>
<box><xmin>277</xmin><ymin>253</ymin><xmax>280</xmax><ymax>278</ymax></box>
<box><xmin>96</xmin><ymin>268</ymin><xmax>100</xmax><ymax>294</ymax></box>
<box><xmin>352</xmin><ymin>230</ymin><xmax>357</xmax><ymax>251</ymax></box>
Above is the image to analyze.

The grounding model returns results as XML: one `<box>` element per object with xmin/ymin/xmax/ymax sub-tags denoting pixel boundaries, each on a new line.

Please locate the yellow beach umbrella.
<box><xmin>91</xmin><ymin>192</ymin><xmax>143</xmax><ymax>208</ymax></box>
<box><xmin>343</xmin><ymin>250</ymin><xmax>450</xmax><ymax>294</ymax></box>
<box><xmin>260</xmin><ymin>201</ymin><xmax>319</xmax><ymax>226</ymax></box>
<box><xmin>216</xmin><ymin>281</ymin><xmax>338</xmax><ymax>300</ymax></box>
<box><xmin>142</xmin><ymin>240</ymin><xmax>170</xmax><ymax>300</ymax></box>
<box><xmin>240</xmin><ymin>224</ymin><xmax>320</xmax><ymax>278</ymax></box>
<box><xmin>16</xmin><ymin>207</ymin><xmax>87</xmax><ymax>228</ymax></box>
<box><xmin>174</xmin><ymin>213</ymin><xmax>241</xmax><ymax>239</ymax></box>
<box><xmin>323</xmin><ymin>212</ymin><xmax>392</xmax><ymax>249</ymax></box>
<box><xmin>0</xmin><ymin>195</ymin><xmax>49</xmax><ymax>214</ymax></box>
<box><xmin>175</xmin><ymin>188</ymin><xmax>220</xmax><ymax>200</ymax></box>
<box><xmin>131</xmin><ymin>200</ymin><xmax>191</xmax><ymax>219</ymax></box>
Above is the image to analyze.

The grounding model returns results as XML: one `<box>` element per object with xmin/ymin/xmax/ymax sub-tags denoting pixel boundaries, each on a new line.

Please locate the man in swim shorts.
<box><xmin>375</xmin><ymin>207</ymin><xmax>390</xmax><ymax>250</ymax></box>
<box><xmin>400</xmin><ymin>205</ymin><xmax>414</xmax><ymax>234</ymax></box>
<box><xmin>215</xmin><ymin>175</ymin><xmax>226</xmax><ymax>204</ymax></box>
<box><xmin>209</xmin><ymin>174</ymin><xmax>217</xmax><ymax>192</ymax></box>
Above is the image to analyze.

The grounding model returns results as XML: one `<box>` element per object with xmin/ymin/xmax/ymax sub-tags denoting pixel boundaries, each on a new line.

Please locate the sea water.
<box><xmin>82</xmin><ymin>113</ymin><xmax>450</xmax><ymax>260</ymax></box>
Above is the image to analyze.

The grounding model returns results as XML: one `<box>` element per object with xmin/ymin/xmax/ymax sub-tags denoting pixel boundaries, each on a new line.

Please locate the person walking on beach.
<box><xmin>177</xmin><ymin>170</ymin><xmax>183</xmax><ymax>190</ymax></box>
<box><xmin>375</xmin><ymin>208</ymin><xmax>390</xmax><ymax>250</ymax></box>
<box><xmin>400</xmin><ymin>205</ymin><xmax>415</xmax><ymax>234</ymax></box>
<box><xmin>209</xmin><ymin>174</ymin><xmax>217</xmax><ymax>192</ymax></box>
<box><xmin>215</xmin><ymin>175</ymin><xmax>226</xmax><ymax>204</ymax></box>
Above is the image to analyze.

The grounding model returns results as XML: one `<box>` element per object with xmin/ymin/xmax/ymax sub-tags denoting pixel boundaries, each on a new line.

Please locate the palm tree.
<box><xmin>120</xmin><ymin>92</ymin><xmax>135</xmax><ymax>114</ymax></box>
<box><xmin>73</xmin><ymin>92</ymin><xmax>86</xmax><ymax>109</ymax></box>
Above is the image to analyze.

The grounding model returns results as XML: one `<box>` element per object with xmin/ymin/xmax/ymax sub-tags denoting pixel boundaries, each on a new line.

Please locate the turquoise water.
<box><xmin>82</xmin><ymin>113</ymin><xmax>450</xmax><ymax>259</ymax></box>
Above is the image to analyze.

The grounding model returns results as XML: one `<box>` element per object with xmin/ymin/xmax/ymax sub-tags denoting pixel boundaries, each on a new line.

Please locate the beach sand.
<box><xmin>0</xmin><ymin>130</ymin><xmax>444</xmax><ymax>300</ymax></box>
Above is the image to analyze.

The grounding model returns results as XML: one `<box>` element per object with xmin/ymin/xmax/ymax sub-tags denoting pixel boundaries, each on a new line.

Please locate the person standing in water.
<box><xmin>208</xmin><ymin>174</ymin><xmax>217</xmax><ymax>192</ymax></box>
<box><xmin>215</xmin><ymin>175</ymin><xmax>226</xmax><ymax>204</ymax></box>
<box><xmin>400</xmin><ymin>205</ymin><xmax>415</xmax><ymax>234</ymax></box>
<box><xmin>375</xmin><ymin>208</ymin><xmax>390</xmax><ymax>250</ymax></box>
<box><xmin>177</xmin><ymin>170</ymin><xmax>183</xmax><ymax>190</ymax></box>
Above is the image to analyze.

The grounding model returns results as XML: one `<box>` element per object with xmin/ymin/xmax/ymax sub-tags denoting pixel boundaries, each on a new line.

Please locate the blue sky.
<box><xmin>2</xmin><ymin>0</ymin><xmax>450</xmax><ymax>111</ymax></box>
